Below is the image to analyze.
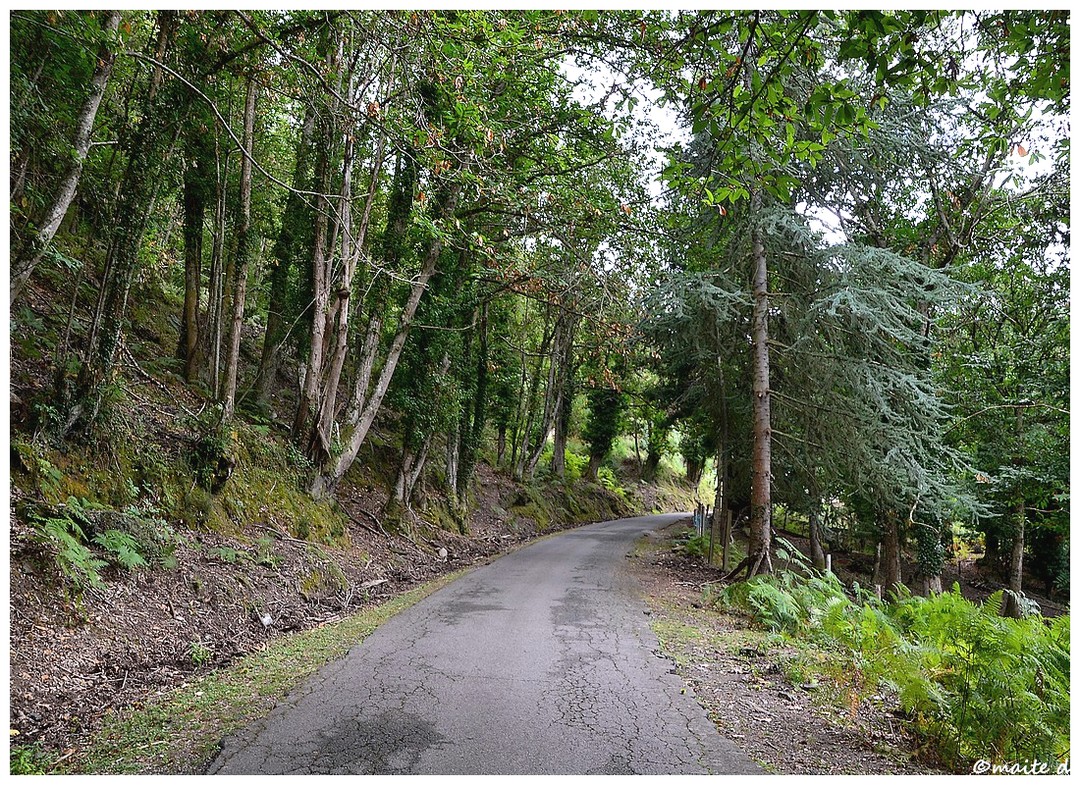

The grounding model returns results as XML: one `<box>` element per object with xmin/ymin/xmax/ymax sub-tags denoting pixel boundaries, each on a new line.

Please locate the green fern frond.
<box><xmin>719</xmin><ymin>567</ymin><xmax>1069</xmax><ymax>766</ymax></box>
<box><xmin>93</xmin><ymin>529</ymin><xmax>148</xmax><ymax>570</ymax></box>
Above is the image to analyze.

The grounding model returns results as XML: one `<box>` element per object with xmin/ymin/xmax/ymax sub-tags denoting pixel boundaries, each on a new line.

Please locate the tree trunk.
<box><xmin>455</xmin><ymin>304</ymin><xmax>489</xmax><ymax>502</ymax></box>
<box><xmin>716</xmin><ymin>512</ymin><xmax>731</xmax><ymax>573</ymax></box>
<box><xmin>917</xmin><ymin>572</ymin><xmax>943</xmax><ymax>596</ymax></box>
<box><xmin>506</xmin><ymin>298</ymin><xmax>534</xmax><ymax>476</ymax></box>
<box><xmin>177</xmin><ymin>143</ymin><xmax>206</xmax><ymax>382</ymax></box>
<box><xmin>66</xmin><ymin>12</ymin><xmax>178</xmax><ymax>434</ymax></box>
<box><xmin>341</xmin><ymin>149</ymin><xmax>417</xmax><ymax>430</ymax></box>
<box><xmin>11</xmin><ymin>10</ymin><xmax>122</xmax><ymax>304</ymax></box>
<box><xmin>252</xmin><ymin>251</ymin><xmax>289</xmax><ymax>407</ymax></box>
<box><xmin>252</xmin><ymin>109</ymin><xmax>315</xmax><ymax>409</ymax></box>
<box><xmin>551</xmin><ymin>395</ymin><xmax>568</xmax><ymax>478</ymax></box>
<box><xmin>314</xmin><ymin>126</ymin><xmax>386</xmax><ymax>451</ymax></box>
<box><xmin>390</xmin><ymin>455</ymin><xmax>411</xmax><ymax>508</ymax></box>
<box><xmin>711</xmin><ymin>445</ymin><xmax>724</xmax><ymax>562</ymax></box>
<box><xmin>524</xmin><ymin>311</ymin><xmax>575</xmax><ymax>479</ymax></box>
<box><xmin>713</xmin><ymin>372</ymin><xmax>731</xmax><ymax>569</ymax></box>
<box><xmin>290</xmin><ymin>26</ymin><xmax>349</xmax><ymax>447</ymax></box>
<box><xmin>642</xmin><ymin>449</ymin><xmax>661</xmax><ymax>482</ymax></box>
<box><xmin>312</xmin><ymin>182</ymin><xmax>462</xmax><ymax>498</ymax></box>
<box><xmin>746</xmin><ymin>187</ymin><xmax>773</xmax><ymax>577</ymax></box>
<box><xmin>291</xmin><ymin>117</ymin><xmax>334</xmax><ymax>447</ymax></box>
<box><xmin>685</xmin><ymin>458</ymin><xmax>702</xmax><ymax>486</ymax></box>
<box><xmin>445</xmin><ymin>419</ymin><xmax>461</xmax><ymax>502</ymax></box>
<box><xmin>205</xmin><ymin>135</ymin><xmax>230</xmax><ymax>396</ymax></box>
<box><xmin>550</xmin><ymin>322</ymin><xmax>575</xmax><ymax>479</ymax></box>
<box><xmin>1000</xmin><ymin>502</ymin><xmax>1026</xmax><ymax>618</ymax></box>
<box><xmin>388</xmin><ymin>431</ymin><xmax>434</xmax><ymax>513</ymax></box>
<box><xmin>221</xmin><ymin>78</ymin><xmax>258</xmax><ymax>419</ymax></box>
<box><xmin>515</xmin><ymin>308</ymin><xmax>555</xmax><ymax>479</ymax></box>
<box><xmin>407</xmin><ymin>437</ymin><xmax>432</xmax><ymax>505</ymax></box>
<box><xmin>1001</xmin><ymin>406</ymin><xmax>1027</xmax><ymax>617</ymax></box>
<box><xmin>808</xmin><ymin>504</ymin><xmax>827</xmax><ymax>571</ymax></box>
<box><xmin>878</xmin><ymin>509</ymin><xmax>904</xmax><ymax>598</ymax></box>
<box><xmin>704</xmin><ymin>447</ymin><xmax>719</xmax><ymax>564</ymax></box>
<box><xmin>585</xmin><ymin>453</ymin><xmax>602</xmax><ymax>481</ymax></box>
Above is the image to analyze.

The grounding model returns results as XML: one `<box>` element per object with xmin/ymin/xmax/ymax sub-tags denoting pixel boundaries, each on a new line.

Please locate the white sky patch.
<box><xmin>560</xmin><ymin>35</ymin><xmax>1068</xmax><ymax>257</ymax></box>
<box><xmin>562</xmin><ymin>56</ymin><xmax>688</xmax><ymax>203</ymax></box>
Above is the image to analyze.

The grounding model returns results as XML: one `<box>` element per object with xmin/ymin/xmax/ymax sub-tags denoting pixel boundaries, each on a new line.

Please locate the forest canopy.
<box><xmin>9</xmin><ymin>10</ymin><xmax>1069</xmax><ymax>606</ymax></box>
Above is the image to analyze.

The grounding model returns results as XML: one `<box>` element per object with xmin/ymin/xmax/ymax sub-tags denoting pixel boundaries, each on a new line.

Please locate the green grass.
<box><xmin>9</xmin><ymin>740</ymin><xmax>50</xmax><ymax>775</ymax></box>
<box><xmin>47</xmin><ymin>569</ymin><xmax>470</xmax><ymax>775</ymax></box>
<box><xmin>650</xmin><ymin>617</ymin><xmax>706</xmax><ymax>664</ymax></box>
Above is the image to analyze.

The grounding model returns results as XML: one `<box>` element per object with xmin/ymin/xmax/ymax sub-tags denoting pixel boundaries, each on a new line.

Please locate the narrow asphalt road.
<box><xmin>208</xmin><ymin>513</ymin><xmax>761</xmax><ymax>775</ymax></box>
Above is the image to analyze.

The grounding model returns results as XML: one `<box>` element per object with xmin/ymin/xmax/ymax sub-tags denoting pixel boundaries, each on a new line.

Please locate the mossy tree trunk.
<box><xmin>512</xmin><ymin>305</ymin><xmax>554</xmax><ymax>480</ymax></box>
<box><xmin>453</xmin><ymin>303</ymin><xmax>490</xmax><ymax>506</ymax></box>
<box><xmin>66</xmin><ymin>12</ymin><xmax>180</xmax><ymax>434</ymax></box>
<box><xmin>253</xmin><ymin>108</ymin><xmax>315</xmax><ymax>409</ymax></box>
<box><xmin>550</xmin><ymin>320</ymin><xmax>577</xmax><ymax>479</ymax></box>
<box><xmin>176</xmin><ymin>123</ymin><xmax>211</xmax><ymax>383</ymax></box>
<box><xmin>220</xmin><ymin>77</ymin><xmax>259</xmax><ymax>419</ymax></box>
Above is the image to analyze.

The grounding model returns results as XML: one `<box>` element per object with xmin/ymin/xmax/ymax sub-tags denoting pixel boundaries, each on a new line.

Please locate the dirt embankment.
<box><xmin>9</xmin><ymin>459</ymin><xmax>670</xmax><ymax>758</ymax></box>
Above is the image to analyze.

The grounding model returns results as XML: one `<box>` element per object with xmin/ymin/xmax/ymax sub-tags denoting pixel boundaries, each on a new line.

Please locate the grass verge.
<box><xmin>49</xmin><ymin>569</ymin><xmax>470</xmax><ymax>775</ymax></box>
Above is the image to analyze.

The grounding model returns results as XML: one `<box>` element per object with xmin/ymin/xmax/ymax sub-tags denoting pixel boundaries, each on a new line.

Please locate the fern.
<box><xmin>744</xmin><ymin>578</ymin><xmax>802</xmax><ymax>632</ymax></box>
<box><xmin>92</xmin><ymin>530</ymin><xmax>148</xmax><ymax>570</ymax></box>
<box><xmin>720</xmin><ymin>570</ymin><xmax>1070</xmax><ymax>767</ymax></box>
<box><xmin>31</xmin><ymin>515</ymin><xmax>107</xmax><ymax>589</ymax></box>
<box><xmin>774</xmin><ymin>536</ymin><xmax>813</xmax><ymax>572</ymax></box>
<box><xmin>673</xmin><ymin>529</ymin><xmax>710</xmax><ymax>559</ymax></box>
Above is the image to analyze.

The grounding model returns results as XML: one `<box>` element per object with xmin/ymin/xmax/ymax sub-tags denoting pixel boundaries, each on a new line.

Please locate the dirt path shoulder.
<box><xmin>625</xmin><ymin>520</ymin><xmax>942</xmax><ymax>775</ymax></box>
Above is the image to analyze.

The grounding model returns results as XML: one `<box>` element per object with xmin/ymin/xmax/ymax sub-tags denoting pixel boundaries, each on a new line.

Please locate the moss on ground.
<box><xmin>12</xmin><ymin>417</ymin><xmax>350</xmax><ymax>556</ymax></box>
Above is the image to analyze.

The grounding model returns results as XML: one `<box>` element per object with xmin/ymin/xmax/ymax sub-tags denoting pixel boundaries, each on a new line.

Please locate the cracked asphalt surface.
<box><xmin>208</xmin><ymin>513</ymin><xmax>761</xmax><ymax>775</ymax></box>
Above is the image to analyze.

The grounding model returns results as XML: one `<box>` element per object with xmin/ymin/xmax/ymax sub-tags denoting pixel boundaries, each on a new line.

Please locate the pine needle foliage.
<box><xmin>715</xmin><ymin>570</ymin><xmax>1070</xmax><ymax>768</ymax></box>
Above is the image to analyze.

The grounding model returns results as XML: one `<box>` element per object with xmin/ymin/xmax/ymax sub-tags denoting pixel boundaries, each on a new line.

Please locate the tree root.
<box><xmin>722</xmin><ymin>547</ymin><xmax>773</xmax><ymax>581</ymax></box>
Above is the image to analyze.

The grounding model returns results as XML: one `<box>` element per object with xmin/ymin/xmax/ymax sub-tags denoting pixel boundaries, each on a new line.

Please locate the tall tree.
<box><xmin>220</xmin><ymin>76</ymin><xmax>259</xmax><ymax>418</ymax></box>
<box><xmin>11</xmin><ymin>11</ymin><xmax>122</xmax><ymax>304</ymax></box>
<box><xmin>64</xmin><ymin>10</ymin><xmax>181</xmax><ymax>434</ymax></box>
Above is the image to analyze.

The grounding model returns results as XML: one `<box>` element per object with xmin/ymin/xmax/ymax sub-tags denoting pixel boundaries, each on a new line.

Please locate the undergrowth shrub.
<box><xmin>715</xmin><ymin>568</ymin><xmax>1070</xmax><ymax>769</ymax></box>
<box><xmin>27</xmin><ymin>499</ymin><xmax>159</xmax><ymax>590</ymax></box>
<box><xmin>10</xmin><ymin>740</ymin><xmax>49</xmax><ymax>775</ymax></box>
<box><xmin>595</xmin><ymin>466</ymin><xmax>628</xmax><ymax>500</ymax></box>
<box><xmin>29</xmin><ymin>512</ymin><xmax>107</xmax><ymax>590</ymax></box>
<box><xmin>91</xmin><ymin>530</ymin><xmax>148</xmax><ymax>570</ymax></box>
<box><xmin>562</xmin><ymin>450</ymin><xmax>588</xmax><ymax>482</ymax></box>
<box><xmin>672</xmin><ymin>528</ymin><xmax>710</xmax><ymax>560</ymax></box>
<box><xmin>11</xmin><ymin>440</ymin><xmax>65</xmax><ymax>502</ymax></box>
